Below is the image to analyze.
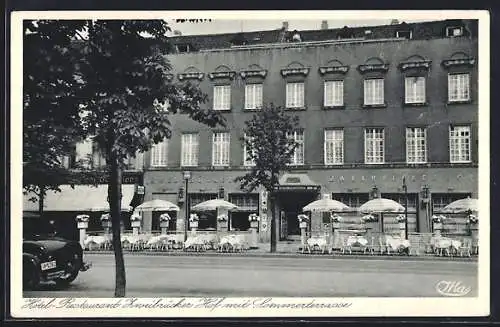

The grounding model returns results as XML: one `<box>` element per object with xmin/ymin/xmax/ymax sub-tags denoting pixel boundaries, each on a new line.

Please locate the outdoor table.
<box><xmin>346</xmin><ymin>235</ymin><xmax>368</xmax><ymax>247</ymax></box>
<box><xmin>384</xmin><ymin>235</ymin><xmax>411</xmax><ymax>252</ymax></box>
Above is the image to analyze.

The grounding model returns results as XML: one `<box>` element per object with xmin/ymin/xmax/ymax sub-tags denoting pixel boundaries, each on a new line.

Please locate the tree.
<box><xmin>73</xmin><ymin>20</ymin><xmax>225</xmax><ymax>297</ymax></box>
<box><xmin>23</xmin><ymin>20</ymin><xmax>90</xmax><ymax>217</ymax></box>
<box><xmin>24</xmin><ymin>19</ymin><xmax>225</xmax><ymax>297</ymax></box>
<box><xmin>235</xmin><ymin>104</ymin><xmax>300</xmax><ymax>252</ymax></box>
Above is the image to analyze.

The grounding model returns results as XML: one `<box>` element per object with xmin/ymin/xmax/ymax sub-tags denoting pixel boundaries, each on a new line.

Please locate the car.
<box><xmin>23</xmin><ymin>217</ymin><xmax>92</xmax><ymax>290</ymax></box>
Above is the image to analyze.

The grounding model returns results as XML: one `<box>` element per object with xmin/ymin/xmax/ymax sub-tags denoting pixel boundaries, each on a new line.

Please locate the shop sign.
<box><xmin>327</xmin><ymin>173</ymin><xmax>473</xmax><ymax>184</ymax></box>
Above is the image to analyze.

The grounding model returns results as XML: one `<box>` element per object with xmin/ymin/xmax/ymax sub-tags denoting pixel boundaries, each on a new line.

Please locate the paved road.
<box><xmin>24</xmin><ymin>254</ymin><xmax>478</xmax><ymax>298</ymax></box>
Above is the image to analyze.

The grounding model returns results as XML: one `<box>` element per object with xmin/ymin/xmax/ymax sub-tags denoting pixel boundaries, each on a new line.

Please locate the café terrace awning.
<box><xmin>275</xmin><ymin>173</ymin><xmax>321</xmax><ymax>192</ymax></box>
<box><xmin>23</xmin><ymin>185</ymin><xmax>135</xmax><ymax>212</ymax></box>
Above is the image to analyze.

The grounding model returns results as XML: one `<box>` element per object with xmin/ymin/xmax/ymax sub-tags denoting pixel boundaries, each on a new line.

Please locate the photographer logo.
<box><xmin>435</xmin><ymin>280</ymin><xmax>471</xmax><ymax>296</ymax></box>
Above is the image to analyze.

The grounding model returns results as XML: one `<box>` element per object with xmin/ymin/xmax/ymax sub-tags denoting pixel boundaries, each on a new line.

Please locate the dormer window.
<box><xmin>396</xmin><ymin>30</ymin><xmax>412</xmax><ymax>39</ymax></box>
<box><xmin>176</xmin><ymin>44</ymin><xmax>191</xmax><ymax>53</ymax></box>
<box><xmin>290</xmin><ymin>30</ymin><xmax>302</xmax><ymax>42</ymax></box>
<box><xmin>446</xmin><ymin>26</ymin><xmax>463</xmax><ymax>37</ymax></box>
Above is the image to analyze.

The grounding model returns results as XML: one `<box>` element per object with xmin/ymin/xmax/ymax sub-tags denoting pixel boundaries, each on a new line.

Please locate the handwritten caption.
<box><xmin>22</xmin><ymin>297</ymin><xmax>352</xmax><ymax>311</ymax></box>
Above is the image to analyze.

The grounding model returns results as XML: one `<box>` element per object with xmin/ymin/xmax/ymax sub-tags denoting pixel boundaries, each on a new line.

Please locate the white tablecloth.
<box><xmin>346</xmin><ymin>236</ymin><xmax>368</xmax><ymax>247</ymax></box>
<box><xmin>384</xmin><ymin>235</ymin><xmax>411</xmax><ymax>250</ymax></box>
<box><xmin>433</xmin><ymin>237</ymin><xmax>462</xmax><ymax>249</ymax></box>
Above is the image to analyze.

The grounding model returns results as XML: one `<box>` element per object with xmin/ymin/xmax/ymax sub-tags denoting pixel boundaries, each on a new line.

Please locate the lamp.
<box><xmin>402</xmin><ymin>177</ymin><xmax>408</xmax><ymax>240</ymax></box>
<box><xmin>218</xmin><ymin>186</ymin><xmax>225</xmax><ymax>199</ymax></box>
<box><xmin>182</xmin><ymin>171</ymin><xmax>192</xmax><ymax>241</ymax></box>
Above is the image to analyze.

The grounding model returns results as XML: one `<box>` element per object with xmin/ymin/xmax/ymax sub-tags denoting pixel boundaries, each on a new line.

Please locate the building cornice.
<box><xmin>398</xmin><ymin>60</ymin><xmax>432</xmax><ymax>71</ymax></box>
<box><xmin>357</xmin><ymin>63</ymin><xmax>389</xmax><ymax>74</ymax></box>
<box><xmin>441</xmin><ymin>58</ymin><xmax>476</xmax><ymax>68</ymax></box>
<box><xmin>239</xmin><ymin>69</ymin><xmax>268</xmax><ymax>79</ymax></box>
<box><xmin>177</xmin><ymin>72</ymin><xmax>205</xmax><ymax>81</ymax></box>
<box><xmin>280</xmin><ymin>67</ymin><xmax>310</xmax><ymax>77</ymax></box>
<box><xmin>208</xmin><ymin>71</ymin><xmax>236</xmax><ymax>80</ymax></box>
<box><xmin>318</xmin><ymin>65</ymin><xmax>350</xmax><ymax>75</ymax></box>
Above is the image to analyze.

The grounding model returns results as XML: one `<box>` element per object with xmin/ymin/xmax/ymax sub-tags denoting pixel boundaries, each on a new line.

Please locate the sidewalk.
<box><xmin>85</xmin><ymin>241</ymin><xmax>478</xmax><ymax>262</ymax></box>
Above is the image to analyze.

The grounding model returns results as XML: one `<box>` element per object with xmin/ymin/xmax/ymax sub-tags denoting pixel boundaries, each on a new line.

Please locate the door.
<box><xmin>280</xmin><ymin>211</ymin><xmax>287</xmax><ymax>240</ymax></box>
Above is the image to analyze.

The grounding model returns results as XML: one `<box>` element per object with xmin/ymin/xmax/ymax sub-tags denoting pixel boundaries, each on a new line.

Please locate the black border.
<box><xmin>4</xmin><ymin>1</ymin><xmax>499</xmax><ymax>326</ymax></box>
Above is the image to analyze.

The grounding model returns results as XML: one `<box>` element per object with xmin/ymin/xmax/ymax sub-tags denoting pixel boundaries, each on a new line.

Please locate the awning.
<box><xmin>23</xmin><ymin>185</ymin><xmax>135</xmax><ymax>212</ymax></box>
<box><xmin>275</xmin><ymin>173</ymin><xmax>321</xmax><ymax>192</ymax></box>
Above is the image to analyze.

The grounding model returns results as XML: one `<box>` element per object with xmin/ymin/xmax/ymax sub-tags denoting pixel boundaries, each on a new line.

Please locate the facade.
<box><xmin>141</xmin><ymin>19</ymin><xmax>479</xmax><ymax>242</ymax></box>
<box><xmin>23</xmin><ymin>19</ymin><xmax>479</xmax><ymax>242</ymax></box>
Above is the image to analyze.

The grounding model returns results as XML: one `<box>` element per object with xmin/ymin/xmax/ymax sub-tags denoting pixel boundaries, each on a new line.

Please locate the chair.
<box><xmin>363</xmin><ymin>236</ymin><xmax>375</xmax><ymax>255</ymax></box>
<box><xmin>458</xmin><ymin>238</ymin><xmax>472</xmax><ymax>257</ymax></box>
<box><xmin>378</xmin><ymin>236</ymin><xmax>387</xmax><ymax>255</ymax></box>
<box><xmin>341</xmin><ymin>236</ymin><xmax>352</xmax><ymax>255</ymax></box>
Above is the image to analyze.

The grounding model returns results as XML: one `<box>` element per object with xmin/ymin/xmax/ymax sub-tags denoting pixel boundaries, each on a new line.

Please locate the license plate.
<box><xmin>41</xmin><ymin>260</ymin><xmax>57</xmax><ymax>271</ymax></box>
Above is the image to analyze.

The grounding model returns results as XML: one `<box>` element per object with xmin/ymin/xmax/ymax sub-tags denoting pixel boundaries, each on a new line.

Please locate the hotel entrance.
<box><xmin>278</xmin><ymin>191</ymin><xmax>318</xmax><ymax>240</ymax></box>
<box><xmin>275</xmin><ymin>173</ymin><xmax>321</xmax><ymax>241</ymax></box>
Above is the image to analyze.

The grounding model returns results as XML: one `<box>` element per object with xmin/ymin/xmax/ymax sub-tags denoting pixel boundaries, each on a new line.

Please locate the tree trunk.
<box><xmin>38</xmin><ymin>188</ymin><xmax>45</xmax><ymax>218</ymax></box>
<box><xmin>108</xmin><ymin>151</ymin><xmax>126</xmax><ymax>297</ymax></box>
<box><xmin>270</xmin><ymin>191</ymin><xmax>276</xmax><ymax>253</ymax></box>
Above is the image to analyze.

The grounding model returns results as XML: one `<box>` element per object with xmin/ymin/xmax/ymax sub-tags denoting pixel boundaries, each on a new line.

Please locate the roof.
<box><xmin>168</xmin><ymin>19</ymin><xmax>477</xmax><ymax>52</ymax></box>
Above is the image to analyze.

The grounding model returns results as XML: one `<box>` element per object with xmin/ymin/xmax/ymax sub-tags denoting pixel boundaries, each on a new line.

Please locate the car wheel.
<box><xmin>23</xmin><ymin>258</ymin><xmax>40</xmax><ymax>290</ymax></box>
<box><xmin>56</xmin><ymin>253</ymin><xmax>81</xmax><ymax>287</ymax></box>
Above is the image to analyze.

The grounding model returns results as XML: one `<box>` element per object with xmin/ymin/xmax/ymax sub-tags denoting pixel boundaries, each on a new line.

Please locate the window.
<box><xmin>243</xmin><ymin>134</ymin><xmax>256</xmax><ymax>166</ymax></box>
<box><xmin>405</xmin><ymin>76</ymin><xmax>426</xmax><ymax>104</ymax></box>
<box><xmin>446</xmin><ymin>26</ymin><xmax>463</xmax><ymax>37</ymax></box>
<box><xmin>332</xmin><ymin>193</ymin><xmax>369</xmax><ymax>209</ymax></box>
<box><xmin>213</xmin><ymin>85</ymin><xmax>231</xmax><ymax>110</ymax></box>
<box><xmin>287</xmin><ymin>130</ymin><xmax>304</xmax><ymax>165</ymax></box>
<box><xmin>229</xmin><ymin>194</ymin><xmax>259</xmax><ymax>211</ymax></box>
<box><xmin>432</xmin><ymin>193</ymin><xmax>470</xmax><ymax>213</ymax></box>
<box><xmin>364</xmin><ymin>79</ymin><xmax>384</xmax><ymax>105</ymax></box>
<box><xmin>406</xmin><ymin>127</ymin><xmax>427</xmax><ymax>163</ymax></box>
<box><xmin>181</xmin><ymin>133</ymin><xmax>199</xmax><ymax>167</ymax></box>
<box><xmin>150</xmin><ymin>138</ymin><xmax>168</xmax><ymax>167</ymax></box>
<box><xmin>286</xmin><ymin>82</ymin><xmax>305</xmax><ymax>108</ymax></box>
<box><xmin>212</xmin><ymin>132</ymin><xmax>230</xmax><ymax>166</ymax></box>
<box><xmin>244</xmin><ymin>84</ymin><xmax>263</xmax><ymax>109</ymax></box>
<box><xmin>396</xmin><ymin>30</ymin><xmax>412</xmax><ymax>39</ymax></box>
<box><xmin>364</xmin><ymin>128</ymin><xmax>384</xmax><ymax>164</ymax></box>
<box><xmin>324</xmin><ymin>129</ymin><xmax>344</xmax><ymax>165</ymax></box>
<box><xmin>448</xmin><ymin>73</ymin><xmax>470</xmax><ymax>102</ymax></box>
<box><xmin>324</xmin><ymin>80</ymin><xmax>344</xmax><ymax>107</ymax></box>
<box><xmin>449</xmin><ymin>125</ymin><xmax>471</xmax><ymax>163</ymax></box>
<box><xmin>91</xmin><ymin>142</ymin><xmax>106</xmax><ymax>169</ymax></box>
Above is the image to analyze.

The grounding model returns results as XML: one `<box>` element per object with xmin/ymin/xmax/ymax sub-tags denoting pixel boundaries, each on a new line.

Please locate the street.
<box><xmin>24</xmin><ymin>254</ymin><xmax>478</xmax><ymax>298</ymax></box>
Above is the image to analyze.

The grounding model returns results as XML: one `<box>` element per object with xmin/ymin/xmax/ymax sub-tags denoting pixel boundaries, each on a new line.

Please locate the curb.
<box><xmin>84</xmin><ymin>250</ymin><xmax>478</xmax><ymax>262</ymax></box>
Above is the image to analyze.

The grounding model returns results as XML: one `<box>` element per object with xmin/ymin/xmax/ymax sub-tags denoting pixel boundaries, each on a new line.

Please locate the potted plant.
<box><xmin>432</xmin><ymin>214</ymin><xmax>445</xmax><ymax>231</ymax></box>
<box><xmin>298</xmin><ymin>214</ymin><xmax>309</xmax><ymax>229</ymax></box>
<box><xmin>217</xmin><ymin>213</ymin><xmax>228</xmax><ymax>222</ymax></box>
<box><xmin>189</xmin><ymin>213</ymin><xmax>199</xmax><ymax>229</ymax></box>
<box><xmin>100</xmin><ymin>213</ymin><xmax>111</xmax><ymax>228</ymax></box>
<box><xmin>396</xmin><ymin>214</ymin><xmax>406</xmax><ymax>229</ymax></box>
<box><xmin>76</xmin><ymin>214</ymin><xmax>90</xmax><ymax>229</ymax></box>
<box><xmin>361</xmin><ymin>214</ymin><xmax>378</xmax><ymax>223</ymax></box>
<box><xmin>248</xmin><ymin>213</ymin><xmax>260</xmax><ymax>228</ymax></box>
<box><xmin>330</xmin><ymin>213</ymin><xmax>342</xmax><ymax>229</ymax></box>
<box><xmin>466</xmin><ymin>214</ymin><xmax>478</xmax><ymax>225</ymax></box>
<box><xmin>130</xmin><ymin>212</ymin><xmax>142</xmax><ymax>228</ymax></box>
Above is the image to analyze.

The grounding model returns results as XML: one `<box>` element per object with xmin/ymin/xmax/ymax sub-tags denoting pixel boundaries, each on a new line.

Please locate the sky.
<box><xmin>166</xmin><ymin>19</ymin><xmax>435</xmax><ymax>36</ymax></box>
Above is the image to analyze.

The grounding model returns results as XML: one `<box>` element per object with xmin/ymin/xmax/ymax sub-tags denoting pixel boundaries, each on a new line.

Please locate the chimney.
<box><xmin>390</xmin><ymin>19</ymin><xmax>400</xmax><ymax>25</ymax></box>
<box><xmin>321</xmin><ymin>20</ymin><xmax>328</xmax><ymax>30</ymax></box>
<box><xmin>173</xmin><ymin>30</ymin><xmax>182</xmax><ymax>36</ymax></box>
<box><xmin>282</xmin><ymin>21</ymin><xmax>289</xmax><ymax>31</ymax></box>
